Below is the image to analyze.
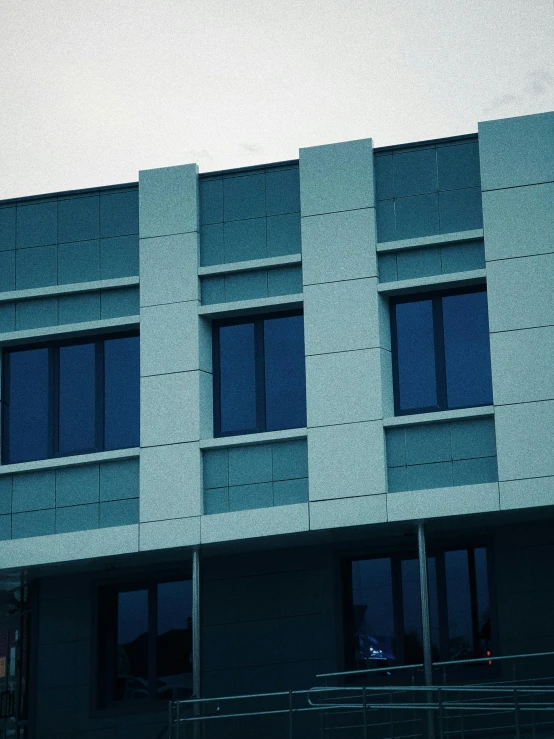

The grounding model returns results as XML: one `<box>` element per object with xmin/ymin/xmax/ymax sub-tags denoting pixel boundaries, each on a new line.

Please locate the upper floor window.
<box><xmin>97</xmin><ymin>579</ymin><xmax>192</xmax><ymax>707</ymax></box>
<box><xmin>391</xmin><ymin>287</ymin><xmax>492</xmax><ymax>415</ymax></box>
<box><xmin>213</xmin><ymin>311</ymin><xmax>306</xmax><ymax>437</ymax></box>
<box><xmin>2</xmin><ymin>333</ymin><xmax>139</xmax><ymax>464</ymax></box>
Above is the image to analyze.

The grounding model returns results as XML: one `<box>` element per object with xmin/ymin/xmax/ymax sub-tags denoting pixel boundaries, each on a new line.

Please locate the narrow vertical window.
<box><xmin>218</xmin><ymin>323</ymin><xmax>257</xmax><ymax>435</ymax></box>
<box><xmin>115</xmin><ymin>589</ymin><xmax>149</xmax><ymax>702</ymax></box>
<box><xmin>264</xmin><ymin>314</ymin><xmax>306</xmax><ymax>431</ymax></box>
<box><xmin>394</xmin><ymin>299</ymin><xmax>437</xmax><ymax>412</ymax></box>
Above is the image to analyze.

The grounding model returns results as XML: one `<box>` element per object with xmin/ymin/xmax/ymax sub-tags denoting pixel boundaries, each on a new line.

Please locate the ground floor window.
<box><xmin>345</xmin><ymin>547</ymin><xmax>491</xmax><ymax>670</ymax></box>
<box><xmin>97</xmin><ymin>579</ymin><xmax>192</xmax><ymax>707</ymax></box>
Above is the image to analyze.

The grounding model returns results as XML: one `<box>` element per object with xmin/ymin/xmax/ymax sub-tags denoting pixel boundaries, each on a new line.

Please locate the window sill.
<box><xmin>200</xmin><ymin>427</ymin><xmax>307</xmax><ymax>449</ymax></box>
<box><xmin>0</xmin><ymin>315</ymin><xmax>140</xmax><ymax>345</ymax></box>
<box><xmin>383</xmin><ymin>406</ymin><xmax>494</xmax><ymax>428</ymax></box>
<box><xmin>199</xmin><ymin>293</ymin><xmax>303</xmax><ymax>318</ymax></box>
<box><xmin>0</xmin><ymin>447</ymin><xmax>140</xmax><ymax>475</ymax></box>
<box><xmin>0</xmin><ymin>276</ymin><xmax>139</xmax><ymax>304</ymax></box>
<box><xmin>376</xmin><ymin>229</ymin><xmax>484</xmax><ymax>254</ymax></box>
<box><xmin>198</xmin><ymin>253</ymin><xmax>301</xmax><ymax>276</ymax></box>
<box><xmin>378</xmin><ymin>270</ymin><xmax>486</xmax><ymax>296</ymax></box>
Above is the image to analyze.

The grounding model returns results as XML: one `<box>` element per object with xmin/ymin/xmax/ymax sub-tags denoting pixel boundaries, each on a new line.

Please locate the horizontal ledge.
<box><xmin>200</xmin><ymin>428</ymin><xmax>307</xmax><ymax>449</ymax></box>
<box><xmin>199</xmin><ymin>294</ymin><xmax>303</xmax><ymax>318</ymax></box>
<box><xmin>383</xmin><ymin>406</ymin><xmax>495</xmax><ymax>427</ymax></box>
<box><xmin>198</xmin><ymin>254</ymin><xmax>302</xmax><ymax>276</ymax></box>
<box><xmin>0</xmin><ymin>448</ymin><xmax>140</xmax><ymax>476</ymax></box>
<box><xmin>376</xmin><ymin>229</ymin><xmax>484</xmax><ymax>253</ymax></box>
<box><xmin>378</xmin><ymin>270</ymin><xmax>486</xmax><ymax>295</ymax></box>
<box><xmin>0</xmin><ymin>276</ymin><xmax>139</xmax><ymax>304</ymax></box>
<box><xmin>0</xmin><ymin>316</ymin><xmax>140</xmax><ymax>346</ymax></box>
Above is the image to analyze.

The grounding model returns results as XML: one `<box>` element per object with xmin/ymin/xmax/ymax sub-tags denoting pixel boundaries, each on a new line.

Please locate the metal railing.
<box><xmin>168</xmin><ymin>651</ymin><xmax>554</xmax><ymax>739</ymax></box>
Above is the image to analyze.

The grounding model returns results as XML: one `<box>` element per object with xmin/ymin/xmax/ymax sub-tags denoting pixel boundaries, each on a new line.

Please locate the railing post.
<box><xmin>514</xmin><ymin>688</ymin><xmax>520</xmax><ymax>739</ymax></box>
<box><xmin>437</xmin><ymin>688</ymin><xmax>443</xmax><ymax>739</ymax></box>
<box><xmin>363</xmin><ymin>686</ymin><xmax>368</xmax><ymax>739</ymax></box>
<box><xmin>289</xmin><ymin>689</ymin><xmax>293</xmax><ymax>739</ymax></box>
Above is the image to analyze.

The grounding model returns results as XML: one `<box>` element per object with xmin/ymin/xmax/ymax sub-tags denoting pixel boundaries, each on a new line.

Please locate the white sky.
<box><xmin>0</xmin><ymin>0</ymin><xmax>553</xmax><ymax>199</ymax></box>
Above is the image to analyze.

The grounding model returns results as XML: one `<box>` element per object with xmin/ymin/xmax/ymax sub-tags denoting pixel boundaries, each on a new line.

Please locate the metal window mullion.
<box><xmin>433</xmin><ymin>297</ymin><xmax>448</xmax><ymax>411</ymax></box>
<box><xmin>212</xmin><ymin>325</ymin><xmax>222</xmax><ymax>436</ymax></box>
<box><xmin>2</xmin><ymin>352</ymin><xmax>10</xmax><ymax>464</ymax></box>
<box><xmin>389</xmin><ymin>301</ymin><xmax>402</xmax><ymax>415</ymax></box>
<box><xmin>254</xmin><ymin>319</ymin><xmax>266</xmax><ymax>432</ymax></box>
<box><xmin>392</xmin><ymin>555</ymin><xmax>406</xmax><ymax>665</ymax></box>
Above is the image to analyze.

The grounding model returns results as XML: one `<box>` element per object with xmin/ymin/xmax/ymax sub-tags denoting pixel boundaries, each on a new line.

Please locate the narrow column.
<box><xmin>192</xmin><ymin>546</ymin><xmax>201</xmax><ymax>700</ymax></box>
<box><xmin>417</xmin><ymin>521</ymin><xmax>435</xmax><ymax>739</ymax></box>
<box><xmin>417</xmin><ymin>521</ymin><xmax>433</xmax><ymax>686</ymax></box>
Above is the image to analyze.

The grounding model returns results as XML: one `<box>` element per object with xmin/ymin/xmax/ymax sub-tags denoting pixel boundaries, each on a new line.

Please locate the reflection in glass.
<box><xmin>401</xmin><ymin>558</ymin><xmax>440</xmax><ymax>664</ymax></box>
<box><xmin>115</xmin><ymin>589</ymin><xmax>148</xmax><ymax>702</ymax></box>
<box><xmin>395</xmin><ymin>300</ymin><xmax>437</xmax><ymax>411</ymax></box>
<box><xmin>156</xmin><ymin>581</ymin><xmax>193</xmax><ymax>699</ymax></box>
<box><xmin>104</xmin><ymin>336</ymin><xmax>140</xmax><ymax>449</ymax></box>
<box><xmin>59</xmin><ymin>343</ymin><xmax>96</xmax><ymax>455</ymax></box>
<box><xmin>264</xmin><ymin>315</ymin><xmax>306</xmax><ymax>431</ymax></box>
<box><xmin>6</xmin><ymin>349</ymin><xmax>49</xmax><ymax>463</ymax></box>
<box><xmin>442</xmin><ymin>292</ymin><xmax>492</xmax><ymax>409</ymax></box>
<box><xmin>352</xmin><ymin>559</ymin><xmax>395</xmax><ymax>667</ymax></box>
<box><xmin>219</xmin><ymin>323</ymin><xmax>257</xmax><ymax>434</ymax></box>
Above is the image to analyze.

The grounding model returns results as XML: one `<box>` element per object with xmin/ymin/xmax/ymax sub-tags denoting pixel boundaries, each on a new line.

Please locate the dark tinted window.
<box><xmin>214</xmin><ymin>313</ymin><xmax>306</xmax><ymax>436</ymax></box>
<box><xmin>5</xmin><ymin>348</ymin><xmax>49</xmax><ymax>463</ymax></box>
<box><xmin>442</xmin><ymin>292</ymin><xmax>492</xmax><ymax>409</ymax></box>
<box><xmin>116</xmin><ymin>589</ymin><xmax>149</xmax><ymax>702</ymax></box>
<box><xmin>395</xmin><ymin>300</ymin><xmax>437</xmax><ymax>411</ymax></box>
<box><xmin>157</xmin><ymin>581</ymin><xmax>193</xmax><ymax>699</ymax></box>
<box><xmin>392</xmin><ymin>288</ymin><xmax>492</xmax><ymax>415</ymax></box>
<box><xmin>59</xmin><ymin>343</ymin><xmax>97</xmax><ymax>455</ymax></box>
<box><xmin>219</xmin><ymin>323</ymin><xmax>257</xmax><ymax>435</ymax></box>
<box><xmin>104</xmin><ymin>336</ymin><xmax>140</xmax><ymax>449</ymax></box>
<box><xmin>3</xmin><ymin>333</ymin><xmax>139</xmax><ymax>463</ymax></box>
<box><xmin>264</xmin><ymin>315</ymin><xmax>306</xmax><ymax>431</ymax></box>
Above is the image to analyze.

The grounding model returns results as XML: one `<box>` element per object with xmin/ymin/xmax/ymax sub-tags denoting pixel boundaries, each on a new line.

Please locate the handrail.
<box><xmin>316</xmin><ymin>649</ymin><xmax>554</xmax><ymax>680</ymax></box>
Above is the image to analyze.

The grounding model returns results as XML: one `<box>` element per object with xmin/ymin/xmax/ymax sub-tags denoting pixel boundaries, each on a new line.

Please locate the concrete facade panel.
<box><xmin>495</xmin><ymin>400</ymin><xmax>554</xmax><ymax>481</ymax></box>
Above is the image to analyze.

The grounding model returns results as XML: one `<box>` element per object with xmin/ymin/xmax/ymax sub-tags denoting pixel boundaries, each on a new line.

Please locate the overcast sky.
<box><xmin>1</xmin><ymin>0</ymin><xmax>553</xmax><ymax>200</ymax></box>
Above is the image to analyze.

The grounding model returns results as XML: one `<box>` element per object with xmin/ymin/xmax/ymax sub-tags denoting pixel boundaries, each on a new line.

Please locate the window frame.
<box><xmin>96</xmin><ymin>575</ymin><xmax>193</xmax><ymax>711</ymax></box>
<box><xmin>342</xmin><ymin>542</ymin><xmax>497</xmax><ymax>676</ymax></box>
<box><xmin>390</xmin><ymin>284</ymin><xmax>491</xmax><ymax>416</ymax></box>
<box><xmin>1</xmin><ymin>330</ymin><xmax>139</xmax><ymax>464</ymax></box>
<box><xmin>212</xmin><ymin>309</ymin><xmax>305</xmax><ymax>438</ymax></box>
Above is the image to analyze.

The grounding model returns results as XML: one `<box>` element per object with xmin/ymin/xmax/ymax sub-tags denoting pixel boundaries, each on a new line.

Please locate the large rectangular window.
<box><xmin>213</xmin><ymin>311</ymin><xmax>306</xmax><ymax>436</ymax></box>
<box><xmin>346</xmin><ymin>547</ymin><xmax>492</xmax><ymax>671</ymax></box>
<box><xmin>2</xmin><ymin>333</ymin><xmax>139</xmax><ymax>463</ymax></box>
<box><xmin>391</xmin><ymin>287</ymin><xmax>492</xmax><ymax>415</ymax></box>
<box><xmin>97</xmin><ymin>579</ymin><xmax>192</xmax><ymax>707</ymax></box>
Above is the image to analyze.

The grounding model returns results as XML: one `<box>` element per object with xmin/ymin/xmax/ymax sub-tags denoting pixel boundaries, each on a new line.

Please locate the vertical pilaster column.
<box><xmin>138</xmin><ymin>164</ymin><xmax>212</xmax><ymax>533</ymax></box>
<box><xmin>299</xmin><ymin>140</ymin><xmax>389</xmax><ymax>521</ymax></box>
<box><xmin>479</xmin><ymin>112</ymin><xmax>554</xmax><ymax>506</ymax></box>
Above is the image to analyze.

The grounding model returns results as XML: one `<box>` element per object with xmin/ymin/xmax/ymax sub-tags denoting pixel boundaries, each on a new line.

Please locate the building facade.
<box><xmin>0</xmin><ymin>110</ymin><xmax>553</xmax><ymax>738</ymax></box>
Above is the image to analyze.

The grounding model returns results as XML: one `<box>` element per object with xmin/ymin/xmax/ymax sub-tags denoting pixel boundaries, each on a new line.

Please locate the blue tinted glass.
<box><xmin>219</xmin><ymin>323</ymin><xmax>257</xmax><ymax>434</ymax></box>
<box><xmin>264</xmin><ymin>315</ymin><xmax>306</xmax><ymax>431</ymax></box>
<box><xmin>104</xmin><ymin>336</ymin><xmax>140</xmax><ymax>450</ymax></box>
<box><xmin>442</xmin><ymin>292</ymin><xmax>492</xmax><ymax>409</ymax></box>
<box><xmin>157</xmin><ymin>581</ymin><xmax>193</xmax><ymax>699</ymax></box>
<box><xmin>395</xmin><ymin>300</ymin><xmax>437</xmax><ymax>411</ymax></box>
<box><xmin>116</xmin><ymin>589</ymin><xmax>148</xmax><ymax>701</ymax></box>
<box><xmin>6</xmin><ymin>349</ymin><xmax>49</xmax><ymax>462</ymax></box>
<box><xmin>59</xmin><ymin>343</ymin><xmax>97</xmax><ymax>455</ymax></box>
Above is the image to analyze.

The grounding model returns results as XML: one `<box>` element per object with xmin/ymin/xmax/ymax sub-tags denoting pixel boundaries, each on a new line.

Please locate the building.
<box><xmin>0</xmin><ymin>110</ymin><xmax>553</xmax><ymax>738</ymax></box>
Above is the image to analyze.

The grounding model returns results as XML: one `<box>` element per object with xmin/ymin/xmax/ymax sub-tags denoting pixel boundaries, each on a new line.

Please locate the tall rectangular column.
<box><xmin>138</xmin><ymin>164</ymin><xmax>210</xmax><ymax>546</ymax></box>
<box><xmin>479</xmin><ymin>112</ymin><xmax>554</xmax><ymax>508</ymax></box>
<box><xmin>300</xmin><ymin>140</ymin><xmax>388</xmax><ymax>525</ymax></box>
